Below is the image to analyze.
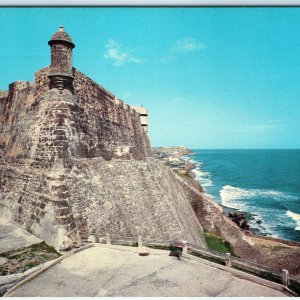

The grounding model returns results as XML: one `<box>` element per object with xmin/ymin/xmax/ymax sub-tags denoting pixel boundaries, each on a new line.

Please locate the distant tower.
<box><xmin>48</xmin><ymin>25</ymin><xmax>75</xmax><ymax>92</ymax></box>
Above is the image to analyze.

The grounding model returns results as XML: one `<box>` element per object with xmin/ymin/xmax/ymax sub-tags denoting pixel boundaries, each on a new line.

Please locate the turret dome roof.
<box><xmin>48</xmin><ymin>25</ymin><xmax>75</xmax><ymax>48</ymax></box>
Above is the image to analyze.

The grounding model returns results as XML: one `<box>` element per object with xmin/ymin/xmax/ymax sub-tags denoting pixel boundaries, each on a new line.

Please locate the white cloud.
<box><xmin>104</xmin><ymin>39</ymin><xmax>143</xmax><ymax>66</ymax></box>
<box><xmin>161</xmin><ymin>37</ymin><xmax>205</xmax><ymax>62</ymax></box>
<box><xmin>173</xmin><ymin>37</ymin><xmax>205</xmax><ymax>53</ymax></box>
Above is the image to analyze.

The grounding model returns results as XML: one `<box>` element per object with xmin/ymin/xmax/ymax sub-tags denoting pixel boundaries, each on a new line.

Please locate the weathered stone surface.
<box><xmin>68</xmin><ymin>158</ymin><xmax>205</xmax><ymax>245</ymax></box>
<box><xmin>0</xmin><ymin>27</ymin><xmax>206</xmax><ymax>250</ymax></box>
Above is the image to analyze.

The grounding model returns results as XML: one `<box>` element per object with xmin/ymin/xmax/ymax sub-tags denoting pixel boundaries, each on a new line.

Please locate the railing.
<box><xmin>91</xmin><ymin>233</ymin><xmax>300</xmax><ymax>294</ymax></box>
<box><xmin>187</xmin><ymin>242</ymin><xmax>284</xmax><ymax>283</ymax></box>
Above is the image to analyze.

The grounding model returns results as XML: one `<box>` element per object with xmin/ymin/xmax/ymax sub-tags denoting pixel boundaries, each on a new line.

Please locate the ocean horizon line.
<box><xmin>152</xmin><ymin>146</ymin><xmax>300</xmax><ymax>150</ymax></box>
<box><xmin>188</xmin><ymin>148</ymin><xmax>300</xmax><ymax>151</ymax></box>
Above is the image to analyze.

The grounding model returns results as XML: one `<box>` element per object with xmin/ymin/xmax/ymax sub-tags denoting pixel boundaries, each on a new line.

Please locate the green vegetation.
<box><xmin>188</xmin><ymin>232</ymin><xmax>234</xmax><ymax>266</ymax></box>
<box><xmin>204</xmin><ymin>231</ymin><xmax>235</xmax><ymax>255</ymax></box>
<box><xmin>0</xmin><ymin>242</ymin><xmax>60</xmax><ymax>276</ymax></box>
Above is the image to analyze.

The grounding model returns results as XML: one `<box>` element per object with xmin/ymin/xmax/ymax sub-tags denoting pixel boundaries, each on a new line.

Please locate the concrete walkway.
<box><xmin>8</xmin><ymin>244</ymin><xmax>288</xmax><ymax>297</ymax></box>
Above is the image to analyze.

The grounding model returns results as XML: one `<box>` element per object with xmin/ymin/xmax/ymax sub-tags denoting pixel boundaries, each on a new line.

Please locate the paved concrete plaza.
<box><xmin>7</xmin><ymin>244</ymin><xmax>288</xmax><ymax>297</ymax></box>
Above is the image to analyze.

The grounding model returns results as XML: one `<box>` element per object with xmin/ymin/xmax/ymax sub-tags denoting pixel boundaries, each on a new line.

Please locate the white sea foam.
<box><xmin>286</xmin><ymin>210</ymin><xmax>300</xmax><ymax>231</ymax></box>
<box><xmin>220</xmin><ymin>185</ymin><xmax>295</xmax><ymax>205</ymax></box>
<box><xmin>220</xmin><ymin>185</ymin><xmax>299</xmax><ymax>237</ymax></box>
<box><xmin>183</xmin><ymin>156</ymin><xmax>213</xmax><ymax>189</ymax></box>
<box><xmin>219</xmin><ymin>185</ymin><xmax>248</xmax><ymax>210</ymax></box>
<box><xmin>219</xmin><ymin>185</ymin><xmax>296</xmax><ymax>210</ymax></box>
<box><xmin>181</xmin><ymin>156</ymin><xmax>200</xmax><ymax>165</ymax></box>
<box><xmin>192</xmin><ymin>167</ymin><xmax>213</xmax><ymax>188</ymax></box>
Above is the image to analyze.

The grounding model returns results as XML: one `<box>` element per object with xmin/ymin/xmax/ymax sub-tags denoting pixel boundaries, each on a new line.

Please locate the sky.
<box><xmin>0</xmin><ymin>7</ymin><xmax>300</xmax><ymax>149</ymax></box>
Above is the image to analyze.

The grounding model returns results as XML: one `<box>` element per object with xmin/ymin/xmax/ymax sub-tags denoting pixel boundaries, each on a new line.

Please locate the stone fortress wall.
<box><xmin>0</xmin><ymin>81</ymin><xmax>36</xmax><ymax>161</ymax></box>
<box><xmin>33</xmin><ymin>66</ymin><xmax>152</xmax><ymax>161</ymax></box>
<box><xmin>0</xmin><ymin>26</ymin><xmax>206</xmax><ymax>249</ymax></box>
<box><xmin>0</xmin><ymin>66</ymin><xmax>151</xmax><ymax>165</ymax></box>
<box><xmin>68</xmin><ymin>158</ymin><xmax>204</xmax><ymax>245</ymax></box>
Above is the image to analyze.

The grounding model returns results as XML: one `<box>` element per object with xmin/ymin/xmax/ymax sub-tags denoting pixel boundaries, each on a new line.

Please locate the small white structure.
<box><xmin>131</xmin><ymin>106</ymin><xmax>148</xmax><ymax>133</ymax></box>
<box><xmin>168</xmin><ymin>157</ymin><xmax>180</xmax><ymax>163</ymax></box>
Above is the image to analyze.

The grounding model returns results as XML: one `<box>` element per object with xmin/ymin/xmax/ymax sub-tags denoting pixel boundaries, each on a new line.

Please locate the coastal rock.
<box><xmin>175</xmin><ymin>174</ymin><xmax>264</xmax><ymax>260</ymax></box>
<box><xmin>227</xmin><ymin>212</ymin><xmax>250</xmax><ymax>230</ymax></box>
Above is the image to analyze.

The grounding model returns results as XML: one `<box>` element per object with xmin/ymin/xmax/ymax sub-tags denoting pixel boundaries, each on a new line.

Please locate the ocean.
<box><xmin>186</xmin><ymin>149</ymin><xmax>300</xmax><ymax>242</ymax></box>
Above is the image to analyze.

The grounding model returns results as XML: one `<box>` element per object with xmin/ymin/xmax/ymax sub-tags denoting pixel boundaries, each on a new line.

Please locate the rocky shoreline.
<box><xmin>154</xmin><ymin>146</ymin><xmax>291</xmax><ymax>237</ymax></box>
<box><xmin>153</xmin><ymin>146</ymin><xmax>300</xmax><ymax>271</ymax></box>
<box><xmin>153</xmin><ymin>146</ymin><xmax>255</xmax><ymax>232</ymax></box>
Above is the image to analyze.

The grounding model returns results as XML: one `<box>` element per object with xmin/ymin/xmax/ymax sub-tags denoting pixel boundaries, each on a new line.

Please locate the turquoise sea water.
<box><xmin>187</xmin><ymin>149</ymin><xmax>300</xmax><ymax>242</ymax></box>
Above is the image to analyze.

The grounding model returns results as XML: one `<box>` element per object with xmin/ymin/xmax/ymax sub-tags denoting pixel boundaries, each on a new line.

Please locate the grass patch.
<box><xmin>204</xmin><ymin>231</ymin><xmax>235</xmax><ymax>255</ymax></box>
<box><xmin>0</xmin><ymin>242</ymin><xmax>60</xmax><ymax>276</ymax></box>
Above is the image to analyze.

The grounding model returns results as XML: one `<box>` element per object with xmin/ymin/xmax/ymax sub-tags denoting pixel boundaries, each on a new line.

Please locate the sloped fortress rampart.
<box><xmin>0</xmin><ymin>26</ymin><xmax>206</xmax><ymax>249</ymax></box>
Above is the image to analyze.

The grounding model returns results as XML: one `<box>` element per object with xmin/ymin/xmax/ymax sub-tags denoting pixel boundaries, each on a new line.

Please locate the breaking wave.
<box><xmin>181</xmin><ymin>156</ymin><xmax>213</xmax><ymax>188</ymax></box>
<box><xmin>189</xmin><ymin>149</ymin><xmax>300</xmax><ymax>241</ymax></box>
<box><xmin>286</xmin><ymin>210</ymin><xmax>300</xmax><ymax>231</ymax></box>
<box><xmin>220</xmin><ymin>185</ymin><xmax>296</xmax><ymax>209</ymax></box>
<box><xmin>192</xmin><ymin>168</ymin><xmax>213</xmax><ymax>187</ymax></box>
<box><xmin>220</xmin><ymin>185</ymin><xmax>249</xmax><ymax>210</ymax></box>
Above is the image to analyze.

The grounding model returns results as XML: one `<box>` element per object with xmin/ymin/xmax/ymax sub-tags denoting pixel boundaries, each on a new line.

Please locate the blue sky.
<box><xmin>0</xmin><ymin>8</ymin><xmax>300</xmax><ymax>149</ymax></box>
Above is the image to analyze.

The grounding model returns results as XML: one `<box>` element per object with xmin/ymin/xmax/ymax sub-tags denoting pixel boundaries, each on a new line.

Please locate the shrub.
<box><xmin>204</xmin><ymin>231</ymin><xmax>235</xmax><ymax>255</ymax></box>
